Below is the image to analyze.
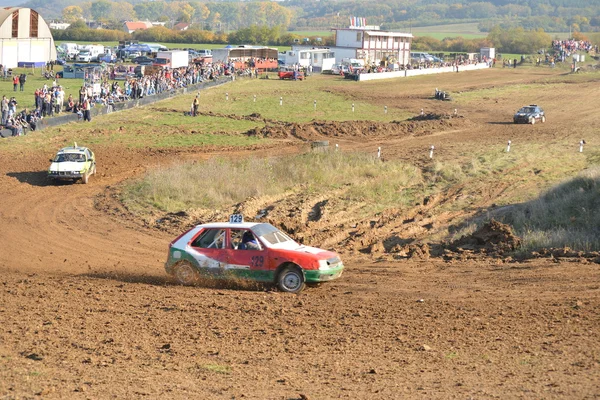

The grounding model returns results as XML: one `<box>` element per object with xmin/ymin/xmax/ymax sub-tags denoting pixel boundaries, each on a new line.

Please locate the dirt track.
<box><xmin>1</xmin><ymin>67</ymin><xmax>600</xmax><ymax>399</ymax></box>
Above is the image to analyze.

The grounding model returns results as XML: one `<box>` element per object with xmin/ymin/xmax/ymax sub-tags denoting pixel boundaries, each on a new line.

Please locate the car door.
<box><xmin>84</xmin><ymin>149</ymin><xmax>93</xmax><ymax>173</ymax></box>
<box><xmin>224</xmin><ymin>229</ymin><xmax>271</xmax><ymax>282</ymax></box>
<box><xmin>188</xmin><ymin>228</ymin><xmax>228</xmax><ymax>276</ymax></box>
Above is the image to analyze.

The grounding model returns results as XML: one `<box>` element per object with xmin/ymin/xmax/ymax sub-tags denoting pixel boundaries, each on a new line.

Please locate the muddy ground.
<box><xmin>1</xmin><ymin>67</ymin><xmax>599</xmax><ymax>399</ymax></box>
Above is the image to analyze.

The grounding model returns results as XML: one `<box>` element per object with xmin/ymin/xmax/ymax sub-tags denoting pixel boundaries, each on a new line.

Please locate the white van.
<box><xmin>59</xmin><ymin>43</ymin><xmax>79</xmax><ymax>60</ymax></box>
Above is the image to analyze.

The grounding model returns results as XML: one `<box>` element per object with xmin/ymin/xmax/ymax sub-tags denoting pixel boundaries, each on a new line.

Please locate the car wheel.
<box><xmin>277</xmin><ymin>266</ymin><xmax>305</xmax><ymax>293</ymax></box>
<box><xmin>174</xmin><ymin>261</ymin><xmax>199</xmax><ymax>285</ymax></box>
<box><xmin>92</xmin><ymin>165</ymin><xmax>97</xmax><ymax>175</ymax></box>
<box><xmin>541</xmin><ymin>116</ymin><xmax>546</xmax><ymax>123</ymax></box>
<box><xmin>530</xmin><ymin>118</ymin><xmax>535</xmax><ymax>125</ymax></box>
<box><xmin>82</xmin><ymin>172</ymin><xmax>89</xmax><ymax>184</ymax></box>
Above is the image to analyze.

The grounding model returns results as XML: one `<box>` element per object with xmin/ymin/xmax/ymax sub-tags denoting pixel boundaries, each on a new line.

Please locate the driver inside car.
<box><xmin>238</xmin><ymin>231</ymin><xmax>260</xmax><ymax>250</ymax></box>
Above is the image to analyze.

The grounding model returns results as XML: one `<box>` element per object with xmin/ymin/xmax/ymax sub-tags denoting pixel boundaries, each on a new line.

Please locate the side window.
<box><xmin>191</xmin><ymin>228</ymin><xmax>226</xmax><ymax>249</ymax></box>
<box><xmin>230</xmin><ymin>229</ymin><xmax>245</xmax><ymax>249</ymax></box>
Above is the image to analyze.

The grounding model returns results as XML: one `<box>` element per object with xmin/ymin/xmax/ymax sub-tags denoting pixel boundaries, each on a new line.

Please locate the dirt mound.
<box><xmin>244</xmin><ymin>118</ymin><xmax>470</xmax><ymax>141</ymax></box>
<box><xmin>409</xmin><ymin>112</ymin><xmax>459</xmax><ymax>121</ymax></box>
<box><xmin>449</xmin><ymin>219</ymin><xmax>521</xmax><ymax>255</ymax></box>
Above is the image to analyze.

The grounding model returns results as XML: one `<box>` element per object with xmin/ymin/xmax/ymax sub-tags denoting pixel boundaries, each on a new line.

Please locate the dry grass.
<box><xmin>122</xmin><ymin>150</ymin><xmax>424</xmax><ymax>215</ymax></box>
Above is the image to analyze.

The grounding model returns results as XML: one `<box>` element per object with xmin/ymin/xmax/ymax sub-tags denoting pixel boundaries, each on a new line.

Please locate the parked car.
<box><xmin>48</xmin><ymin>144</ymin><xmax>96</xmax><ymax>184</ymax></box>
<box><xmin>330</xmin><ymin>64</ymin><xmax>350</xmax><ymax>75</ymax></box>
<box><xmin>165</xmin><ymin>215</ymin><xmax>344</xmax><ymax>293</ymax></box>
<box><xmin>514</xmin><ymin>104</ymin><xmax>545</xmax><ymax>124</ymax></box>
<box><xmin>132</xmin><ymin>56</ymin><xmax>154</xmax><ymax>65</ymax></box>
<box><xmin>278</xmin><ymin>67</ymin><xmax>305</xmax><ymax>80</ymax></box>
<box><xmin>77</xmin><ymin>50</ymin><xmax>92</xmax><ymax>63</ymax></box>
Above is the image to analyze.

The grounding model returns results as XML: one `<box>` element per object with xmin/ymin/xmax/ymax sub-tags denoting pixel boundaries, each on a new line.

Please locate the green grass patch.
<box><xmin>289</xmin><ymin>30</ymin><xmax>333</xmax><ymax>38</ymax></box>
<box><xmin>122</xmin><ymin>151</ymin><xmax>424</xmax><ymax>215</ymax></box>
<box><xmin>500</xmin><ymin>167</ymin><xmax>600</xmax><ymax>251</ymax></box>
<box><xmin>158</xmin><ymin>76</ymin><xmax>406</xmax><ymax>123</ymax></box>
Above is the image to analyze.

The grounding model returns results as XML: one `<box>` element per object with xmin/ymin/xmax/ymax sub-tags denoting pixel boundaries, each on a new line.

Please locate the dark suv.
<box><xmin>514</xmin><ymin>104</ymin><xmax>545</xmax><ymax>124</ymax></box>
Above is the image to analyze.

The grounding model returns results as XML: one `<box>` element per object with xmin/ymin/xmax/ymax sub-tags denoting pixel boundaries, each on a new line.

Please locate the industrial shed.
<box><xmin>0</xmin><ymin>7</ymin><xmax>56</xmax><ymax>68</ymax></box>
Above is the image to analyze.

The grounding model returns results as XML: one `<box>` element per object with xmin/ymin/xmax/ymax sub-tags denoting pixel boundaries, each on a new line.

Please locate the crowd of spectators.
<box><xmin>1</xmin><ymin>60</ymin><xmax>233</xmax><ymax>137</ymax></box>
<box><xmin>360</xmin><ymin>55</ymin><xmax>491</xmax><ymax>75</ymax></box>
<box><xmin>552</xmin><ymin>39</ymin><xmax>597</xmax><ymax>56</ymax></box>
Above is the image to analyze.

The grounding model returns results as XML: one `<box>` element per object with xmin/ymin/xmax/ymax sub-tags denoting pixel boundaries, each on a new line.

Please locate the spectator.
<box><xmin>19</xmin><ymin>73</ymin><xmax>26</xmax><ymax>91</ymax></box>
<box><xmin>12</xmin><ymin>75</ymin><xmax>18</xmax><ymax>92</ymax></box>
<box><xmin>1</xmin><ymin>95</ymin><xmax>8</xmax><ymax>125</ymax></box>
<box><xmin>82</xmin><ymin>97</ymin><xmax>91</xmax><ymax>122</ymax></box>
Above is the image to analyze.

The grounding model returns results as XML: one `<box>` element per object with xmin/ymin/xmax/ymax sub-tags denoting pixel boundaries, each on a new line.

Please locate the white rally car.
<box><xmin>48</xmin><ymin>144</ymin><xmax>96</xmax><ymax>184</ymax></box>
<box><xmin>165</xmin><ymin>215</ymin><xmax>344</xmax><ymax>293</ymax></box>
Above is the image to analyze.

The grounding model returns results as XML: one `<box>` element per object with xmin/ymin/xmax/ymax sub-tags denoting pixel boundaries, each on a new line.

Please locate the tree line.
<box><xmin>23</xmin><ymin>0</ymin><xmax>600</xmax><ymax>34</ymax></box>
<box><xmin>53</xmin><ymin>23</ymin><xmax>597</xmax><ymax>55</ymax></box>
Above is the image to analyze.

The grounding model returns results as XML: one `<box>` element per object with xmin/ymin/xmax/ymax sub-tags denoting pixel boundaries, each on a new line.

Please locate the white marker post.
<box><xmin>579</xmin><ymin>140</ymin><xmax>585</xmax><ymax>153</ymax></box>
<box><xmin>226</xmin><ymin>92</ymin><xmax>229</xmax><ymax>101</ymax></box>
<box><xmin>314</xmin><ymin>100</ymin><xmax>317</xmax><ymax>111</ymax></box>
<box><xmin>253</xmin><ymin>94</ymin><xmax>256</xmax><ymax>103</ymax></box>
<box><xmin>421</xmin><ymin>108</ymin><xmax>424</xmax><ymax>116</ymax></box>
<box><xmin>280</xmin><ymin>97</ymin><xmax>283</xmax><ymax>106</ymax></box>
<box><xmin>506</xmin><ymin>140</ymin><xmax>511</xmax><ymax>152</ymax></box>
<box><xmin>384</xmin><ymin>106</ymin><xmax>388</xmax><ymax>114</ymax></box>
<box><xmin>429</xmin><ymin>145</ymin><xmax>435</xmax><ymax>159</ymax></box>
<box><xmin>335</xmin><ymin>143</ymin><xmax>339</xmax><ymax>151</ymax></box>
<box><xmin>352</xmin><ymin>103</ymin><xmax>355</xmax><ymax>113</ymax></box>
<box><xmin>377</xmin><ymin>146</ymin><xmax>381</xmax><ymax>159</ymax></box>
<box><xmin>454</xmin><ymin>108</ymin><xmax>458</xmax><ymax>116</ymax></box>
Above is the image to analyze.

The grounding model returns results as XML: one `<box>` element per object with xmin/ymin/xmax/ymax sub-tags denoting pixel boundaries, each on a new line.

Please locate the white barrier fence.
<box><xmin>357</xmin><ymin>62</ymin><xmax>492</xmax><ymax>82</ymax></box>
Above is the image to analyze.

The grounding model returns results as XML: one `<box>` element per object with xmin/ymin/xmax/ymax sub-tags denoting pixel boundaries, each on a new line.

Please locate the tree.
<box><xmin>111</xmin><ymin>3</ymin><xmax>136</xmax><ymax>23</ymax></box>
<box><xmin>62</xmin><ymin>6</ymin><xmax>83</xmax><ymax>23</ymax></box>
<box><xmin>91</xmin><ymin>0</ymin><xmax>112</xmax><ymax>23</ymax></box>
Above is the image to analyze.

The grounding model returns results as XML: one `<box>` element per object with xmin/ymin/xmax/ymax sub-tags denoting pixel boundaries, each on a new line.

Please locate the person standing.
<box><xmin>12</xmin><ymin>74</ymin><xmax>19</xmax><ymax>91</ymax></box>
<box><xmin>19</xmin><ymin>73</ymin><xmax>26</xmax><ymax>91</ymax></box>
<box><xmin>1</xmin><ymin>96</ymin><xmax>8</xmax><ymax>126</ymax></box>
<box><xmin>82</xmin><ymin>97</ymin><xmax>91</xmax><ymax>122</ymax></box>
<box><xmin>192</xmin><ymin>95</ymin><xmax>199</xmax><ymax>116</ymax></box>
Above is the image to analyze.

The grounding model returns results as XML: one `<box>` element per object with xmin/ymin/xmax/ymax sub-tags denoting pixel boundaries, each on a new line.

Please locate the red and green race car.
<box><xmin>165</xmin><ymin>216</ymin><xmax>343</xmax><ymax>293</ymax></box>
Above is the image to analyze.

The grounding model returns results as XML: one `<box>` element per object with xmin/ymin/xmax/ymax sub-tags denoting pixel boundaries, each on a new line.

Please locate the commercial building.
<box><xmin>0</xmin><ymin>7</ymin><xmax>56</xmax><ymax>68</ymax></box>
<box><xmin>332</xmin><ymin>27</ymin><xmax>413</xmax><ymax>67</ymax></box>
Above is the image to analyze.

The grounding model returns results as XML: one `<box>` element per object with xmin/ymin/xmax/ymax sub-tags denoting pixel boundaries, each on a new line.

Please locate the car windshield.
<box><xmin>55</xmin><ymin>153</ymin><xmax>85</xmax><ymax>162</ymax></box>
<box><xmin>520</xmin><ymin>107</ymin><xmax>536</xmax><ymax>113</ymax></box>
<box><xmin>252</xmin><ymin>223</ymin><xmax>295</xmax><ymax>245</ymax></box>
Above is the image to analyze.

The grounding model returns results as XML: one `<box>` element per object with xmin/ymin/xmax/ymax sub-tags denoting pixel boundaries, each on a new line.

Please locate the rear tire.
<box><xmin>174</xmin><ymin>261</ymin><xmax>199</xmax><ymax>285</ymax></box>
<box><xmin>541</xmin><ymin>115</ymin><xmax>546</xmax><ymax>123</ymax></box>
<box><xmin>277</xmin><ymin>266</ymin><xmax>305</xmax><ymax>293</ymax></box>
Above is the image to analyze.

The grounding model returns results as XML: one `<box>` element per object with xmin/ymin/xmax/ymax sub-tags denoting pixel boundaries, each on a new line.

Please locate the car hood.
<box><xmin>269</xmin><ymin>242</ymin><xmax>338</xmax><ymax>259</ymax></box>
<box><xmin>49</xmin><ymin>161</ymin><xmax>86</xmax><ymax>172</ymax></box>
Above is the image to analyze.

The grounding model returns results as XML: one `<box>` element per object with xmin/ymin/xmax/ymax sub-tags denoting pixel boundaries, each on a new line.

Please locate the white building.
<box><xmin>0</xmin><ymin>7</ymin><xmax>57</xmax><ymax>68</ymax></box>
<box><xmin>49</xmin><ymin>22</ymin><xmax>70</xmax><ymax>30</ymax></box>
<box><xmin>332</xmin><ymin>27</ymin><xmax>413</xmax><ymax>67</ymax></box>
<box><xmin>280</xmin><ymin>47</ymin><xmax>336</xmax><ymax>72</ymax></box>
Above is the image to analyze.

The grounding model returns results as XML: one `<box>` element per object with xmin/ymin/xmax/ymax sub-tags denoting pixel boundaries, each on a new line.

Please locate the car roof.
<box><xmin>57</xmin><ymin>146</ymin><xmax>90</xmax><ymax>154</ymax></box>
<box><xmin>198</xmin><ymin>222</ymin><xmax>260</xmax><ymax>229</ymax></box>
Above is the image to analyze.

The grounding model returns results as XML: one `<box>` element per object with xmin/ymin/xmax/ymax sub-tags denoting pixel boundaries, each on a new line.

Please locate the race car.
<box><xmin>48</xmin><ymin>143</ymin><xmax>96</xmax><ymax>184</ymax></box>
<box><xmin>165</xmin><ymin>215</ymin><xmax>344</xmax><ymax>293</ymax></box>
<box><xmin>277</xmin><ymin>67</ymin><xmax>305</xmax><ymax>80</ymax></box>
<box><xmin>513</xmin><ymin>104</ymin><xmax>545</xmax><ymax>124</ymax></box>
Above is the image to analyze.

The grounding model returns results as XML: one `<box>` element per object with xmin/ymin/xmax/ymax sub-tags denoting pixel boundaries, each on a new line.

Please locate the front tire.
<box><xmin>82</xmin><ymin>172</ymin><xmax>89</xmax><ymax>184</ymax></box>
<box><xmin>174</xmin><ymin>261</ymin><xmax>199</xmax><ymax>285</ymax></box>
<box><xmin>277</xmin><ymin>266</ymin><xmax>305</xmax><ymax>293</ymax></box>
<box><xmin>530</xmin><ymin>118</ymin><xmax>536</xmax><ymax>125</ymax></box>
